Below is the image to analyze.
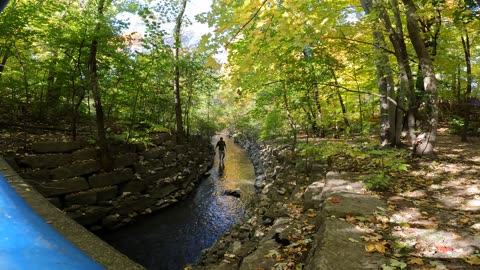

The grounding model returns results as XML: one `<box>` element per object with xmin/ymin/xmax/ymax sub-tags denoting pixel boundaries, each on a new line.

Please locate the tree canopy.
<box><xmin>0</xmin><ymin>0</ymin><xmax>479</xmax><ymax>160</ymax></box>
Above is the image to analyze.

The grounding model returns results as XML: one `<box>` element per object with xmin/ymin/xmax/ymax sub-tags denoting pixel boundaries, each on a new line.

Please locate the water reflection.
<box><xmin>97</xmin><ymin>134</ymin><xmax>255</xmax><ymax>270</ymax></box>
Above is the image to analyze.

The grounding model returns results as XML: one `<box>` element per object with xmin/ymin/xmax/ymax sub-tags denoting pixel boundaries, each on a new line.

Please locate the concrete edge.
<box><xmin>0</xmin><ymin>157</ymin><xmax>145</xmax><ymax>270</ymax></box>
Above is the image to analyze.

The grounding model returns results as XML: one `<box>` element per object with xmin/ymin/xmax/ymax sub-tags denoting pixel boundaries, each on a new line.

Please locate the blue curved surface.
<box><xmin>0</xmin><ymin>174</ymin><xmax>104</xmax><ymax>270</ymax></box>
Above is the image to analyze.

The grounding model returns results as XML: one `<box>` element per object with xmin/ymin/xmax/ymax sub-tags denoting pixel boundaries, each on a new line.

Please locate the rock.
<box><xmin>110</xmin><ymin>144</ymin><xmax>137</xmax><ymax>155</ymax></box>
<box><xmin>304</xmin><ymin>181</ymin><xmax>325</xmax><ymax>210</ymax></box>
<box><xmin>141</xmin><ymin>146</ymin><xmax>167</xmax><ymax>160</ymax></box>
<box><xmin>224</xmin><ymin>189</ymin><xmax>241</xmax><ymax>198</ymax></box>
<box><xmin>113</xmin><ymin>153</ymin><xmax>138</xmax><ymax>169</ymax></box>
<box><xmin>239</xmin><ymin>239</ymin><xmax>279</xmax><ymax>270</ymax></box>
<box><xmin>19</xmin><ymin>169</ymin><xmax>50</xmax><ymax>181</ymax></box>
<box><xmin>64</xmin><ymin>190</ymin><xmax>98</xmax><ymax>206</ymax></box>
<box><xmin>96</xmin><ymin>186</ymin><xmax>118</xmax><ymax>202</ymax></box>
<box><xmin>121</xmin><ymin>179</ymin><xmax>148</xmax><ymax>193</ymax></box>
<box><xmin>322</xmin><ymin>192</ymin><xmax>386</xmax><ymax>218</ymax></box>
<box><xmin>32</xmin><ymin>141</ymin><xmax>82</xmax><ymax>153</ymax></box>
<box><xmin>34</xmin><ymin>177</ymin><xmax>90</xmax><ymax>197</ymax></box>
<box><xmin>50</xmin><ymin>160</ymin><xmax>101</xmax><ymax>180</ymax></box>
<box><xmin>305</xmin><ymin>217</ymin><xmax>387</xmax><ymax>270</ymax></box>
<box><xmin>18</xmin><ymin>153</ymin><xmax>72</xmax><ymax>169</ymax></box>
<box><xmin>72</xmin><ymin>148</ymin><xmax>98</xmax><ymax>161</ymax></box>
<box><xmin>102</xmin><ymin>214</ymin><xmax>120</xmax><ymax>228</ymax></box>
<box><xmin>321</xmin><ymin>171</ymin><xmax>364</xmax><ymax>197</ymax></box>
<box><xmin>88</xmin><ymin>168</ymin><xmax>134</xmax><ymax>188</ymax></box>
<box><xmin>148</xmin><ymin>184</ymin><xmax>179</xmax><ymax>199</ymax></box>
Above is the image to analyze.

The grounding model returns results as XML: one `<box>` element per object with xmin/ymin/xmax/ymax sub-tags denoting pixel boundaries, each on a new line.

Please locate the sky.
<box><xmin>122</xmin><ymin>0</ymin><xmax>213</xmax><ymax>44</ymax></box>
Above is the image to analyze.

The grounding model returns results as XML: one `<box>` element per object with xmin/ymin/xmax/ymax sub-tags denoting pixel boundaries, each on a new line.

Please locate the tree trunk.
<box><xmin>173</xmin><ymin>0</ymin><xmax>187</xmax><ymax>144</ymax></box>
<box><xmin>402</xmin><ymin>0</ymin><xmax>439</xmax><ymax>157</ymax></box>
<box><xmin>88</xmin><ymin>0</ymin><xmax>112</xmax><ymax>171</ymax></box>
<box><xmin>461</xmin><ymin>30</ymin><xmax>472</xmax><ymax>142</ymax></box>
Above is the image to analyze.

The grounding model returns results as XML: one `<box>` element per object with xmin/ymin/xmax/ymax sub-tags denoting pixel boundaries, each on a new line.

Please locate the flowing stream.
<box><xmin>97</xmin><ymin>134</ymin><xmax>255</xmax><ymax>270</ymax></box>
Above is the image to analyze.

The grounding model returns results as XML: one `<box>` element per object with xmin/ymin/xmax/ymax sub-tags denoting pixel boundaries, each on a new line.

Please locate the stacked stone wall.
<box><xmin>13</xmin><ymin>134</ymin><xmax>213</xmax><ymax>230</ymax></box>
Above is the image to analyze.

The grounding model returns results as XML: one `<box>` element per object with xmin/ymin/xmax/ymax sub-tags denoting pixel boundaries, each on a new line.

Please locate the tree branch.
<box><xmin>225</xmin><ymin>0</ymin><xmax>268</xmax><ymax>48</ymax></box>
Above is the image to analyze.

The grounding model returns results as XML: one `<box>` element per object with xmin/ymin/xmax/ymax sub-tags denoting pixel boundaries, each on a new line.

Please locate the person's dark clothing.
<box><xmin>216</xmin><ymin>140</ymin><xmax>226</xmax><ymax>151</ymax></box>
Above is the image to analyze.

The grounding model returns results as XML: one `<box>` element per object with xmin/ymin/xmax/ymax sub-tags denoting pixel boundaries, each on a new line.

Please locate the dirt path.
<box><xmin>380</xmin><ymin>130</ymin><xmax>480</xmax><ymax>269</ymax></box>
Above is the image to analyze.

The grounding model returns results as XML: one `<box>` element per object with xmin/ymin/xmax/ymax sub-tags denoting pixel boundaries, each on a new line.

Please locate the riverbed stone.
<box><xmin>32</xmin><ymin>141</ymin><xmax>82</xmax><ymax>153</ymax></box>
<box><xmin>34</xmin><ymin>177</ymin><xmax>90</xmax><ymax>197</ymax></box>
<box><xmin>88</xmin><ymin>168</ymin><xmax>134</xmax><ymax>188</ymax></box>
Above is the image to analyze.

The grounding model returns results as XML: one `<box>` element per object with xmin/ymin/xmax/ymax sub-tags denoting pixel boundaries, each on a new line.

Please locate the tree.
<box><xmin>173</xmin><ymin>0</ymin><xmax>188</xmax><ymax>144</ymax></box>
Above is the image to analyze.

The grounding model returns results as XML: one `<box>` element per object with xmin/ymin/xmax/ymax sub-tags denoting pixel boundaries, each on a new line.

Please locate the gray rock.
<box><xmin>305</xmin><ymin>217</ymin><xmax>387</xmax><ymax>270</ymax></box>
<box><xmin>239</xmin><ymin>239</ymin><xmax>279</xmax><ymax>270</ymax></box>
<box><xmin>304</xmin><ymin>181</ymin><xmax>325</xmax><ymax>210</ymax></box>
<box><xmin>321</xmin><ymin>171</ymin><xmax>364</xmax><ymax>197</ymax></box>
<box><xmin>141</xmin><ymin>146</ymin><xmax>167</xmax><ymax>160</ymax></box>
<box><xmin>121</xmin><ymin>179</ymin><xmax>148</xmax><ymax>193</ymax></box>
<box><xmin>322</xmin><ymin>192</ymin><xmax>386</xmax><ymax>218</ymax></box>
<box><xmin>72</xmin><ymin>148</ymin><xmax>98</xmax><ymax>161</ymax></box>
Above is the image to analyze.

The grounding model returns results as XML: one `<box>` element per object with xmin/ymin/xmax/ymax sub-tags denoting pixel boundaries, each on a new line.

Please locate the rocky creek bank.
<box><xmin>6</xmin><ymin>133</ymin><xmax>214</xmax><ymax>231</ymax></box>
<box><xmin>194</xmin><ymin>134</ymin><xmax>387</xmax><ymax>270</ymax></box>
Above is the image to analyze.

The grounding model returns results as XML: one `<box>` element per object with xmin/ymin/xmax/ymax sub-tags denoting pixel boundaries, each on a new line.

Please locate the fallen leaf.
<box><xmin>436</xmin><ymin>245</ymin><xmax>453</xmax><ymax>253</ymax></box>
<box><xmin>375</xmin><ymin>242</ymin><xmax>387</xmax><ymax>253</ymax></box>
<box><xmin>348</xmin><ymin>238</ymin><xmax>359</xmax><ymax>243</ymax></box>
<box><xmin>408</xmin><ymin>258</ymin><xmax>424</xmax><ymax>265</ymax></box>
<box><xmin>329</xmin><ymin>197</ymin><xmax>340</xmax><ymax>203</ymax></box>
<box><xmin>365</xmin><ymin>243</ymin><xmax>376</xmax><ymax>252</ymax></box>
<box><xmin>463</xmin><ymin>255</ymin><xmax>480</xmax><ymax>265</ymax></box>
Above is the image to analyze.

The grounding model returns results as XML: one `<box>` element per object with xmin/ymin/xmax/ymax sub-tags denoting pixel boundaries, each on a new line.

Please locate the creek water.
<box><xmin>96</xmin><ymin>134</ymin><xmax>256</xmax><ymax>270</ymax></box>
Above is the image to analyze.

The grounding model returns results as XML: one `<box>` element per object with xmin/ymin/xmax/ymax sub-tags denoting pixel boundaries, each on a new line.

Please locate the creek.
<box><xmin>96</xmin><ymin>134</ymin><xmax>256</xmax><ymax>270</ymax></box>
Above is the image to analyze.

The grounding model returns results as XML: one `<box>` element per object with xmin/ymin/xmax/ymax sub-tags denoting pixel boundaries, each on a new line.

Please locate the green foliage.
<box><xmin>448</xmin><ymin>117</ymin><xmax>464</xmax><ymax>134</ymax></box>
<box><xmin>259</xmin><ymin>108</ymin><xmax>286</xmax><ymax>140</ymax></box>
<box><xmin>299</xmin><ymin>141</ymin><xmax>410</xmax><ymax>190</ymax></box>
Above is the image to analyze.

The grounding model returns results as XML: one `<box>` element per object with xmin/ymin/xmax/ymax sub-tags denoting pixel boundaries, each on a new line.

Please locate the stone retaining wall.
<box><xmin>10</xmin><ymin>133</ymin><xmax>213</xmax><ymax>230</ymax></box>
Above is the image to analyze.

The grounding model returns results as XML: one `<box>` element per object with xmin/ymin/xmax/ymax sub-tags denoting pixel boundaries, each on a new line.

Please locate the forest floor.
<box><xmin>357</xmin><ymin>128</ymin><xmax>480</xmax><ymax>269</ymax></box>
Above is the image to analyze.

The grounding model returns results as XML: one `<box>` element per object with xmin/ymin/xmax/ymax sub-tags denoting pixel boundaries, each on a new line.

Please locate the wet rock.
<box><xmin>34</xmin><ymin>177</ymin><xmax>90</xmax><ymax>197</ymax></box>
<box><xmin>224</xmin><ymin>189</ymin><xmax>241</xmax><ymax>198</ymax></box>
<box><xmin>88</xmin><ymin>168</ymin><xmax>134</xmax><ymax>188</ymax></box>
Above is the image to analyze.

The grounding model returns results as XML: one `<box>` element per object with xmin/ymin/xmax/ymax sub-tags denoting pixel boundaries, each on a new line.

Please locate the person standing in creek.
<box><xmin>215</xmin><ymin>137</ymin><xmax>227</xmax><ymax>163</ymax></box>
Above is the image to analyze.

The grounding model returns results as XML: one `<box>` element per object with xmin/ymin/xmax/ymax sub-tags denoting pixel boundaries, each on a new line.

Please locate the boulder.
<box><xmin>239</xmin><ymin>239</ymin><xmax>279</xmax><ymax>270</ymax></box>
<box><xmin>96</xmin><ymin>186</ymin><xmax>118</xmax><ymax>202</ymax></box>
<box><xmin>141</xmin><ymin>146</ymin><xmax>167</xmax><ymax>160</ymax></box>
<box><xmin>72</xmin><ymin>148</ymin><xmax>98</xmax><ymax>161</ymax></box>
<box><xmin>322</xmin><ymin>192</ymin><xmax>386</xmax><ymax>218</ymax></box>
<box><xmin>121</xmin><ymin>179</ymin><xmax>148</xmax><ymax>193</ymax></box>
<box><xmin>113</xmin><ymin>153</ymin><xmax>138</xmax><ymax>169</ymax></box>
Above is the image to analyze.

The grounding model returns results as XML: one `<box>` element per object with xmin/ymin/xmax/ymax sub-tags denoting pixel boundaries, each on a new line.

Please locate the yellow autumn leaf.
<box><xmin>365</xmin><ymin>243</ymin><xmax>375</xmax><ymax>252</ymax></box>
<box><xmin>408</xmin><ymin>258</ymin><xmax>424</xmax><ymax>265</ymax></box>
<box><xmin>307</xmin><ymin>212</ymin><xmax>317</xmax><ymax>218</ymax></box>
<box><xmin>464</xmin><ymin>255</ymin><xmax>480</xmax><ymax>265</ymax></box>
<box><xmin>375</xmin><ymin>242</ymin><xmax>386</xmax><ymax>253</ymax></box>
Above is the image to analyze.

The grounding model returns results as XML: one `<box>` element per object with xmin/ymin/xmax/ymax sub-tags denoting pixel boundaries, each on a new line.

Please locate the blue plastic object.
<box><xmin>0</xmin><ymin>174</ymin><xmax>104</xmax><ymax>270</ymax></box>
